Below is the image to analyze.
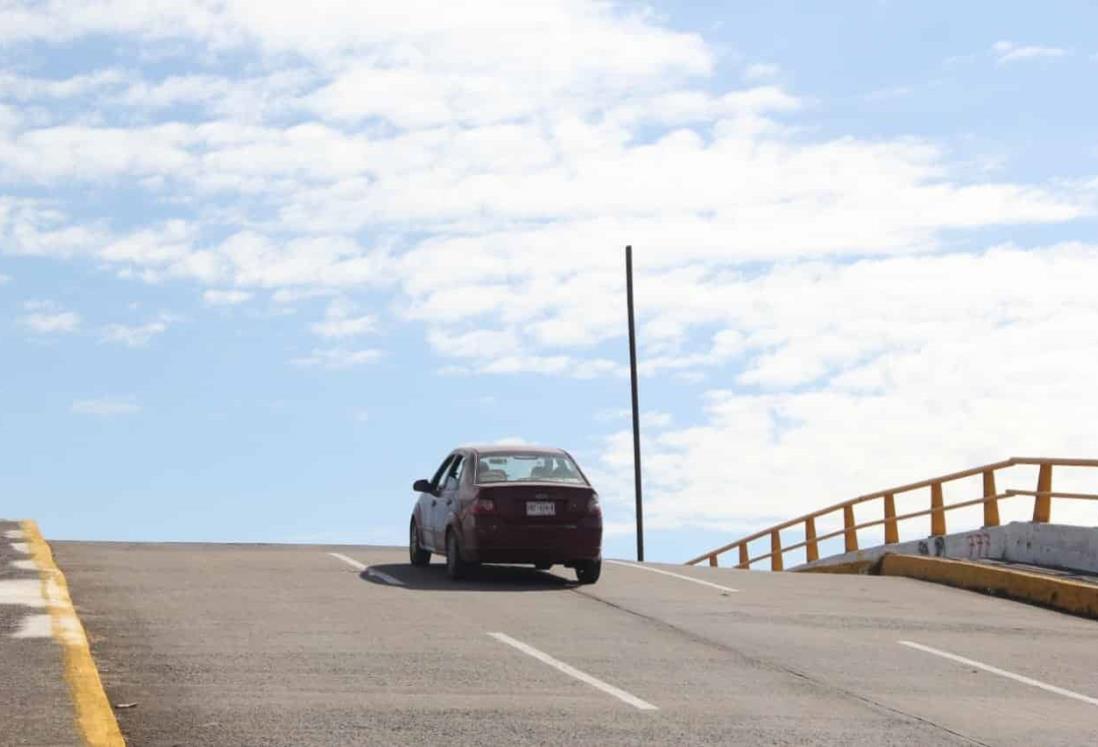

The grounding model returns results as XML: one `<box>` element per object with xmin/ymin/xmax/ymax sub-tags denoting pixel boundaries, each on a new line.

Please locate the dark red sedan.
<box><xmin>409</xmin><ymin>445</ymin><xmax>602</xmax><ymax>583</ymax></box>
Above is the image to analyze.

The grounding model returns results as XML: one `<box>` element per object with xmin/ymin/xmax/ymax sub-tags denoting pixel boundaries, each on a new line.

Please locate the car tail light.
<box><xmin>587</xmin><ymin>493</ymin><xmax>601</xmax><ymax>517</ymax></box>
<box><xmin>471</xmin><ymin>497</ymin><xmax>496</xmax><ymax>515</ymax></box>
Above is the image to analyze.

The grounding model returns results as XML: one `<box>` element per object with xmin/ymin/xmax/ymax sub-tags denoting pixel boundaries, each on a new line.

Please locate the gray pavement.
<box><xmin>0</xmin><ymin>521</ymin><xmax>81</xmax><ymax>747</ymax></box>
<box><xmin>40</xmin><ymin>541</ymin><xmax>1098</xmax><ymax>746</ymax></box>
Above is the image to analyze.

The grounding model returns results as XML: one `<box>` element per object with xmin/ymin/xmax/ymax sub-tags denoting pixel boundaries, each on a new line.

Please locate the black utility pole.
<box><xmin>625</xmin><ymin>245</ymin><xmax>645</xmax><ymax>562</ymax></box>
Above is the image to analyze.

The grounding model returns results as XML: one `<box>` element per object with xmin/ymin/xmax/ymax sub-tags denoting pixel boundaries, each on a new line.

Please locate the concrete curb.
<box><xmin>878</xmin><ymin>554</ymin><xmax>1098</xmax><ymax>621</ymax></box>
<box><xmin>796</xmin><ymin>560</ymin><xmax>877</xmax><ymax>575</ymax></box>
<box><xmin>21</xmin><ymin>520</ymin><xmax>126</xmax><ymax>746</ymax></box>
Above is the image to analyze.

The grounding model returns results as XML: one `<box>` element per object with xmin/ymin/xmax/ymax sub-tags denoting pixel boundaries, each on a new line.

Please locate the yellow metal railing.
<box><xmin>685</xmin><ymin>457</ymin><xmax>1098</xmax><ymax>570</ymax></box>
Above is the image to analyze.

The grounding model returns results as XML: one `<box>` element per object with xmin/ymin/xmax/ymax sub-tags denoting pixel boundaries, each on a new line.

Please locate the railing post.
<box><xmin>708</xmin><ymin>554</ymin><xmax>718</xmax><ymax>568</ymax></box>
<box><xmin>843</xmin><ymin>505</ymin><xmax>858</xmax><ymax>552</ymax></box>
<box><xmin>982</xmin><ymin>470</ymin><xmax>1000</xmax><ymax>527</ymax></box>
<box><xmin>804</xmin><ymin>516</ymin><xmax>819</xmax><ymax>563</ymax></box>
<box><xmin>930</xmin><ymin>481</ymin><xmax>946</xmax><ymax>536</ymax></box>
<box><xmin>770</xmin><ymin>530</ymin><xmax>783</xmax><ymax>571</ymax></box>
<box><xmin>883</xmin><ymin>493</ymin><xmax>898</xmax><ymax>544</ymax></box>
<box><xmin>1033</xmin><ymin>463</ymin><xmax>1052</xmax><ymax>523</ymax></box>
<box><xmin>737</xmin><ymin>544</ymin><xmax>749</xmax><ymax>569</ymax></box>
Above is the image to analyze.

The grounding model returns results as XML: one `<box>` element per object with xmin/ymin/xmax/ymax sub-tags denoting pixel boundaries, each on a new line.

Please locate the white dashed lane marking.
<box><xmin>0</xmin><ymin>579</ymin><xmax>48</xmax><ymax>608</ymax></box>
<box><xmin>2</xmin><ymin>535</ymin><xmax>51</xmax><ymax>639</ymax></box>
<box><xmin>12</xmin><ymin>614</ymin><xmax>52</xmax><ymax>639</ymax></box>
<box><xmin>605</xmin><ymin>560</ymin><xmax>739</xmax><ymax>593</ymax></box>
<box><xmin>327</xmin><ymin>552</ymin><xmax>406</xmax><ymax>586</ymax></box>
<box><xmin>489</xmin><ymin>632</ymin><xmax>658</xmax><ymax>711</ymax></box>
<box><xmin>899</xmin><ymin>640</ymin><xmax>1098</xmax><ymax>707</ymax></box>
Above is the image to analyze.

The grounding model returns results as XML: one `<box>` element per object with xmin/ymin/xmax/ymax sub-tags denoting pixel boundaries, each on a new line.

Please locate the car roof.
<box><xmin>459</xmin><ymin>444</ymin><xmax>569</xmax><ymax>457</ymax></box>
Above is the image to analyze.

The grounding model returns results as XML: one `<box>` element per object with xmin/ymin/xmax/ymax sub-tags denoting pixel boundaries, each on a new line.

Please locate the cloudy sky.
<box><xmin>2</xmin><ymin>1</ymin><xmax>1096</xmax><ymax>562</ymax></box>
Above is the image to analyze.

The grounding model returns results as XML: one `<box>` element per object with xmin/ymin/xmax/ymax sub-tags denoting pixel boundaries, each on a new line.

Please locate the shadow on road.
<box><xmin>361</xmin><ymin>563</ymin><xmax>578</xmax><ymax>592</ymax></box>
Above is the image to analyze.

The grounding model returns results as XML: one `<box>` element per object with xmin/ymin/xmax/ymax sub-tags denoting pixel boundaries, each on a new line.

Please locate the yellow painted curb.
<box><xmin>20</xmin><ymin>520</ymin><xmax>126</xmax><ymax>747</ymax></box>
<box><xmin>879</xmin><ymin>553</ymin><xmax>1098</xmax><ymax>620</ymax></box>
<box><xmin>796</xmin><ymin>560</ymin><xmax>877</xmax><ymax>575</ymax></box>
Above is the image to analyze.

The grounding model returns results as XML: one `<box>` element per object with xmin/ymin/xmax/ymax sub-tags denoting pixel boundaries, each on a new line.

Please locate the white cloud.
<box><xmin>291</xmin><ymin>347</ymin><xmax>383</xmax><ymax>369</ymax></box>
<box><xmin>271</xmin><ymin>287</ymin><xmax>334</xmax><ymax>304</ymax></box>
<box><xmin>203</xmin><ymin>289</ymin><xmax>252</xmax><ymax>306</ymax></box>
<box><xmin>20</xmin><ymin>301</ymin><xmax>80</xmax><ymax>333</ymax></box>
<box><xmin>588</xmin><ymin>242</ymin><xmax>1098</xmax><ymax>537</ymax></box>
<box><xmin>595</xmin><ymin>409</ymin><xmax>673</xmax><ymax>429</ymax></box>
<box><xmin>0</xmin><ymin>69</ymin><xmax>127</xmax><ymax>100</ymax></box>
<box><xmin>0</xmin><ymin>272</ymin><xmax>10</xmax><ymax>284</ymax></box>
<box><xmin>100</xmin><ymin>319</ymin><xmax>169</xmax><ymax>347</ymax></box>
<box><xmin>71</xmin><ymin>397</ymin><xmax>140</xmax><ymax>416</ymax></box>
<box><xmin>0</xmin><ymin>9</ymin><xmax>1089</xmax><ymax>357</ymax></box>
<box><xmin>310</xmin><ymin>298</ymin><xmax>377</xmax><ymax>338</ymax></box>
<box><xmin>742</xmin><ymin>63</ymin><xmax>780</xmax><ymax>81</ymax></box>
<box><xmin>992</xmin><ymin>41</ymin><xmax>1068</xmax><ymax>64</ymax></box>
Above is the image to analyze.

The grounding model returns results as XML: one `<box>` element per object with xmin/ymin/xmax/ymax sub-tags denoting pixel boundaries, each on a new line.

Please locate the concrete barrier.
<box><xmin>794</xmin><ymin>521</ymin><xmax>1098</xmax><ymax>575</ymax></box>
<box><xmin>877</xmin><ymin>554</ymin><xmax>1098</xmax><ymax>620</ymax></box>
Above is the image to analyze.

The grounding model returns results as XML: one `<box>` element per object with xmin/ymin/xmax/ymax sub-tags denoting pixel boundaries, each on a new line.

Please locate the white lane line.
<box><xmin>327</xmin><ymin>552</ymin><xmax>405</xmax><ymax>586</ymax></box>
<box><xmin>605</xmin><ymin>560</ymin><xmax>739</xmax><ymax>593</ymax></box>
<box><xmin>12</xmin><ymin>613</ymin><xmax>53</xmax><ymax>639</ymax></box>
<box><xmin>488</xmin><ymin>632</ymin><xmax>658</xmax><ymax>711</ymax></box>
<box><xmin>0</xmin><ymin>579</ymin><xmax>48</xmax><ymax>608</ymax></box>
<box><xmin>899</xmin><ymin>640</ymin><xmax>1098</xmax><ymax>707</ymax></box>
<box><xmin>4</xmin><ymin>529</ymin><xmax>25</xmax><ymax>539</ymax></box>
<box><xmin>11</xmin><ymin>542</ymin><xmax>29</xmax><ymax>555</ymax></box>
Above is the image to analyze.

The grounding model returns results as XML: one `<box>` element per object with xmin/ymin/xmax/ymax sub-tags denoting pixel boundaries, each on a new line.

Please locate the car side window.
<box><xmin>442</xmin><ymin>455</ymin><xmax>464</xmax><ymax>491</ymax></box>
<box><xmin>430</xmin><ymin>456</ymin><xmax>453</xmax><ymax>491</ymax></box>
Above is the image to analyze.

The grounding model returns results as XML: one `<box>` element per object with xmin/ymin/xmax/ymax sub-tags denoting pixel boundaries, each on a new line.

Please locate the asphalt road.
<box><xmin>42</xmin><ymin>541</ymin><xmax>1098</xmax><ymax>746</ymax></box>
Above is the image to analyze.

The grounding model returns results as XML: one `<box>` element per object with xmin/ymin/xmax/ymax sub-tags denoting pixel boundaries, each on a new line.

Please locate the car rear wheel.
<box><xmin>445</xmin><ymin>530</ymin><xmax>469</xmax><ymax>580</ymax></box>
<box><xmin>409</xmin><ymin>521</ymin><xmax>430</xmax><ymax>566</ymax></box>
<box><xmin>575</xmin><ymin>559</ymin><xmax>601</xmax><ymax>584</ymax></box>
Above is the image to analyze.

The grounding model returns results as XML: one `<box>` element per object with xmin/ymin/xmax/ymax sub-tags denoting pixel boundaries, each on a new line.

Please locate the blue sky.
<box><xmin>1</xmin><ymin>1</ymin><xmax>1096</xmax><ymax>563</ymax></box>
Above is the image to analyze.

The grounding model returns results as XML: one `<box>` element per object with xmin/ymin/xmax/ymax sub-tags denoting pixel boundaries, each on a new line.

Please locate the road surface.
<box><xmin>27</xmin><ymin>541</ymin><xmax>1095</xmax><ymax>745</ymax></box>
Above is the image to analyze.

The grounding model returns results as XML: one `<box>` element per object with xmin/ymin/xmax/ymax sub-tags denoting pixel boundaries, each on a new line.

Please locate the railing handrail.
<box><xmin>686</xmin><ymin>456</ymin><xmax>1098</xmax><ymax>569</ymax></box>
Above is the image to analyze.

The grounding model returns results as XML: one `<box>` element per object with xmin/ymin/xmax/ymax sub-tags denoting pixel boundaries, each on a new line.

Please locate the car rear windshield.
<box><xmin>475</xmin><ymin>452</ymin><xmax>587</xmax><ymax>485</ymax></box>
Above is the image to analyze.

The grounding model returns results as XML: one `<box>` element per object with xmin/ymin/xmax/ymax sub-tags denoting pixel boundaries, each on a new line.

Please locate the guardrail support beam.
<box><xmin>883</xmin><ymin>493</ymin><xmax>898</xmax><ymax>544</ymax></box>
<box><xmin>737</xmin><ymin>544</ymin><xmax>749</xmax><ymax>569</ymax></box>
<box><xmin>930</xmin><ymin>481</ymin><xmax>946</xmax><ymax>536</ymax></box>
<box><xmin>982</xmin><ymin>470</ymin><xmax>1000</xmax><ymax>527</ymax></box>
<box><xmin>770</xmin><ymin>530</ymin><xmax>783</xmax><ymax>571</ymax></box>
<box><xmin>843</xmin><ymin>505</ymin><xmax>858</xmax><ymax>552</ymax></box>
<box><xmin>1033</xmin><ymin>464</ymin><xmax>1052</xmax><ymax>523</ymax></box>
<box><xmin>708</xmin><ymin>554</ymin><xmax>717</xmax><ymax>567</ymax></box>
<box><xmin>804</xmin><ymin>517</ymin><xmax>819</xmax><ymax>562</ymax></box>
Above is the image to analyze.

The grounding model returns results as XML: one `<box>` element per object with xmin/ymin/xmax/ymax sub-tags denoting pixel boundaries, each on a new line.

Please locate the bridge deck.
<box><xmin>22</xmin><ymin>541</ymin><xmax>1098</xmax><ymax>745</ymax></box>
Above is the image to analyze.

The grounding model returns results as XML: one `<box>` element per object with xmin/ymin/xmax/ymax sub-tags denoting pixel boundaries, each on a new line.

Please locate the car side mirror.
<box><xmin>413</xmin><ymin>479</ymin><xmax>433</xmax><ymax>494</ymax></box>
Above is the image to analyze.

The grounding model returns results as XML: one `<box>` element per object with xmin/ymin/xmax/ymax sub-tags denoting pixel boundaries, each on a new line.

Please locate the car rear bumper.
<box><xmin>467</xmin><ymin>517</ymin><xmax>601</xmax><ymax>563</ymax></box>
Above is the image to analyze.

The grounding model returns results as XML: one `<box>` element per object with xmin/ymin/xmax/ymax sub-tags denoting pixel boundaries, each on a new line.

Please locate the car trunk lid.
<box><xmin>477</xmin><ymin>483</ymin><xmax>593</xmax><ymax>523</ymax></box>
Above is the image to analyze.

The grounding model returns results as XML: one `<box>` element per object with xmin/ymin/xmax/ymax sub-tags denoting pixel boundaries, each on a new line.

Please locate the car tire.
<box><xmin>534</xmin><ymin>562</ymin><xmax>552</xmax><ymax>571</ymax></box>
<box><xmin>409</xmin><ymin>521</ymin><xmax>430</xmax><ymax>567</ymax></box>
<box><xmin>446</xmin><ymin>530</ymin><xmax>468</xmax><ymax>580</ymax></box>
<box><xmin>575</xmin><ymin>559</ymin><xmax>601</xmax><ymax>584</ymax></box>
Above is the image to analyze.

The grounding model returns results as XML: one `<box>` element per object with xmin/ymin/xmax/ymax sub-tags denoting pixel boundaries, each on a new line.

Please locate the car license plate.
<box><xmin>526</xmin><ymin>501</ymin><xmax>556</xmax><ymax>517</ymax></box>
